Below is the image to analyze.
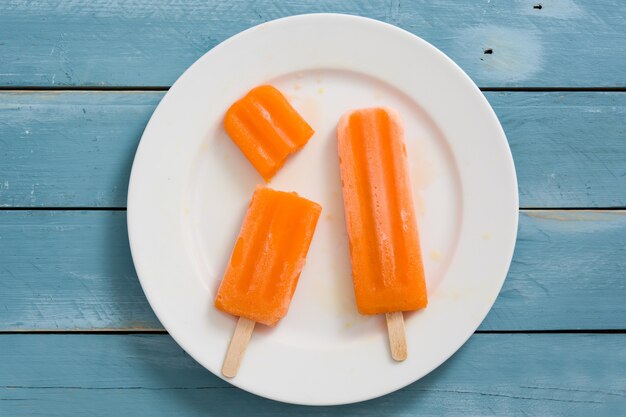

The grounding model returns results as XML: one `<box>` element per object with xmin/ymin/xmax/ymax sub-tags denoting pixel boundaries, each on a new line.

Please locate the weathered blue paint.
<box><xmin>0</xmin><ymin>334</ymin><xmax>624</xmax><ymax>415</ymax></box>
<box><xmin>1</xmin><ymin>1</ymin><xmax>624</xmax><ymax>414</ymax></box>
<box><xmin>0</xmin><ymin>210</ymin><xmax>158</xmax><ymax>330</ymax></box>
<box><xmin>0</xmin><ymin>1</ymin><xmax>624</xmax><ymax>87</ymax></box>
<box><xmin>0</xmin><ymin>210</ymin><xmax>624</xmax><ymax>331</ymax></box>
<box><xmin>1</xmin><ymin>92</ymin><xmax>625</xmax><ymax>208</ymax></box>
<box><xmin>0</xmin><ymin>92</ymin><xmax>162</xmax><ymax>207</ymax></box>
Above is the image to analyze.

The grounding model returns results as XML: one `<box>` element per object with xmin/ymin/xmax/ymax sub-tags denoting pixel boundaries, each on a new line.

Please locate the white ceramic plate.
<box><xmin>127</xmin><ymin>14</ymin><xmax>518</xmax><ymax>406</ymax></box>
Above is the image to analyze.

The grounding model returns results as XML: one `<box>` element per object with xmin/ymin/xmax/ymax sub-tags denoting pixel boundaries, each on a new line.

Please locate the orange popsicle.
<box><xmin>224</xmin><ymin>85</ymin><xmax>315</xmax><ymax>181</ymax></box>
<box><xmin>337</xmin><ymin>108</ymin><xmax>427</xmax><ymax>360</ymax></box>
<box><xmin>216</xmin><ymin>186</ymin><xmax>321</xmax><ymax>377</ymax></box>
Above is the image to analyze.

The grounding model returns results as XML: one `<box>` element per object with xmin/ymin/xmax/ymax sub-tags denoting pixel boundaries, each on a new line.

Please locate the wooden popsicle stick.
<box><xmin>222</xmin><ymin>317</ymin><xmax>256</xmax><ymax>378</ymax></box>
<box><xmin>385</xmin><ymin>312</ymin><xmax>408</xmax><ymax>361</ymax></box>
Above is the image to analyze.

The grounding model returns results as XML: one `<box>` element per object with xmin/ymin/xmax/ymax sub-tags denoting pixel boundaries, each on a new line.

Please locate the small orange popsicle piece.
<box><xmin>224</xmin><ymin>85</ymin><xmax>315</xmax><ymax>181</ymax></box>
<box><xmin>337</xmin><ymin>108</ymin><xmax>427</xmax><ymax>315</ymax></box>
<box><xmin>215</xmin><ymin>186</ymin><xmax>322</xmax><ymax>326</ymax></box>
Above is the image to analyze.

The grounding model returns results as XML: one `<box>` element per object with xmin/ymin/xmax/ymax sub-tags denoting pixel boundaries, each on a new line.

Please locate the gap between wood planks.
<box><xmin>0</xmin><ymin>86</ymin><xmax>625</xmax><ymax>92</ymax></box>
<box><xmin>2</xmin><ymin>207</ymin><xmax>626</xmax><ymax>211</ymax></box>
<box><xmin>0</xmin><ymin>329</ymin><xmax>624</xmax><ymax>335</ymax></box>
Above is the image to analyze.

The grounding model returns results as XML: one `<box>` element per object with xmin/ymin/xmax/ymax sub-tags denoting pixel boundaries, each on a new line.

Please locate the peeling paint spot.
<box><xmin>527</xmin><ymin>211</ymin><xmax>625</xmax><ymax>222</ymax></box>
<box><xmin>456</xmin><ymin>25</ymin><xmax>543</xmax><ymax>83</ymax></box>
<box><xmin>517</xmin><ymin>0</ymin><xmax>585</xmax><ymax>19</ymax></box>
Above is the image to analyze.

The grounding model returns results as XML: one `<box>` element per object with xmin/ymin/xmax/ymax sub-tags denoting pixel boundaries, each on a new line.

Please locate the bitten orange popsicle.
<box><xmin>337</xmin><ymin>108</ymin><xmax>427</xmax><ymax>361</ymax></box>
<box><xmin>224</xmin><ymin>85</ymin><xmax>315</xmax><ymax>181</ymax></box>
<box><xmin>216</xmin><ymin>186</ymin><xmax>321</xmax><ymax>377</ymax></box>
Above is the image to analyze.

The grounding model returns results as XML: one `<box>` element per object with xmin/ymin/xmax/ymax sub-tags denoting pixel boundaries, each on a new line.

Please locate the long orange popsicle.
<box><xmin>216</xmin><ymin>186</ymin><xmax>321</xmax><ymax>377</ymax></box>
<box><xmin>224</xmin><ymin>85</ymin><xmax>315</xmax><ymax>181</ymax></box>
<box><xmin>337</xmin><ymin>108</ymin><xmax>427</xmax><ymax>361</ymax></box>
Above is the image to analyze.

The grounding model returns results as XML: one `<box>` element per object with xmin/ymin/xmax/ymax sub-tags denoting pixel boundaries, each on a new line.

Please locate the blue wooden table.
<box><xmin>1</xmin><ymin>1</ymin><xmax>625</xmax><ymax>415</ymax></box>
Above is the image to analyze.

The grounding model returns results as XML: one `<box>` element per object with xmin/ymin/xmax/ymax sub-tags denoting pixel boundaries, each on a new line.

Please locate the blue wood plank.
<box><xmin>0</xmin><ymin>92</ymin><xmax>162</xmax><ymax>207</ymax></box>
<box><xmin>1</xmin><ymin>210</ymin><xmax>625</xmax><ymax>331</ymax></box>
<box><xmin>483</xmin><ymin>210</ymin><xmax>626</xmax><ymax>331</ymax></box>
<box><xmin>0</xmin><ymin>211</ymin><xmax>159</xmax><ymax>330</ymax></box>
<box><xmin>0</xmin><ymin>1</ymin><xmax>624</xmax><ymax>87</ymax></box>
<box><xmin>1</xmin><ymin>91</ymin><xmax>625</xmax><ymax>208</ymax></box>
<box><xmin>489</xmin><ymin>92</ymin><xmax>626</xmax><ymax>208</ymax></box>
<box><xmin>0</xmin><ymin>334</ymin><xmax>623</xmax><ymax>415</ymax></box>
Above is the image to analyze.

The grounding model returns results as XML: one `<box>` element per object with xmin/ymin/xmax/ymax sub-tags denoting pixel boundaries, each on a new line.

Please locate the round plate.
<box><xmin>127</xmin><ymin>14</ymin><xmax>518</xmax><ymax>406</ymax></box>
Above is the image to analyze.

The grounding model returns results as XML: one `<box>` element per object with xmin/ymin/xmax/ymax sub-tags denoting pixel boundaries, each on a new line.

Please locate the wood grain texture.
<box><xmin>0</xmin><ymin>1</ymin><xmax>625</xmax><ymax>87</ymax></box>
<box><xmin>483</xmin><ymin>210</ymin><xmax>626</xmax><ymax>330</ymax></box>
<box><xmin>0</xmin><ymin>211</ymin><xmax>159</xmax><ymax>330</ymax></box>
<box><xmin>1</xmin><ymin>91</ymin><xmax>625</xmax><ymax>208</ymax></box>
<box><xmin>0</xmin><ymin>92</ymin><xmax>161</xmax><ymax>207</ymax></box>
<box><xmin>1</xmin><ymin>1</ymin><xmax>622</xmax><ymax>413</ymax></box>
<box><xmin>490</xmin><ymin>92</ymin><xmax>626</xmax><ymax>208</ymax></box>
<box><xmin>1</xmin><ymin>210</ymin><xmax>625</xmax><ymax>331</ymax></box>
<box><xmin>0</xmin><ymin>334</ymin><xmax>623</xmax><ymax>415</ymax></box>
